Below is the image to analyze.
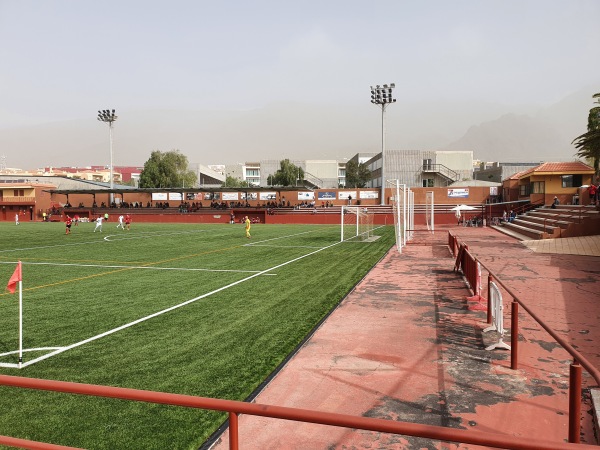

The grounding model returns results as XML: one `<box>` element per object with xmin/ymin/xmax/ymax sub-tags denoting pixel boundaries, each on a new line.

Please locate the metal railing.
<box><xmin>449</xmin><ymin>231</ymin><xmax>600</xmax><ymax>444</ymax></box>
<box><xmin>0</xmin><ymin>374</ymin><xmax>596</xmax><ymax>450</ymax></box>
<box><xmin>302</xmin><ymin>171</ymin><xmax>323</xmax><ymax>189</ymax></box>
<box><xmin>0</xmin><ymin>196</ymin><xmax>36</xmax><ymax>204</ymax></box>
<box><xmin>421</xmin><ymin>163</ymin><xmax>459</xmax><ymax>183</ymax></box>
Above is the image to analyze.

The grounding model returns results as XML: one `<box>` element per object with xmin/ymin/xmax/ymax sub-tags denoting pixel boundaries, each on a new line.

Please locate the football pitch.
<box><xmin>0</xmin><ymin>220</ymin><xmax>395</xmax><ymax>449</ymax></box>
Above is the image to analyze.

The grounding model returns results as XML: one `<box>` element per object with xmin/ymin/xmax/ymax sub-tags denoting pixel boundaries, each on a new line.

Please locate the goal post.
<box><xmin>425</xmin><ymin>191</ymin><xmax>434</xmax><ymax>233</ymax></box>
<box><xmin>340</xmin><ymin>206</ymin><xmax>375</xmax><ymax>242</ymax></box>
<box><xmin>387</xmin><ymin>180</ymin><xmax>415</xmax><ymax>253</ymax></box>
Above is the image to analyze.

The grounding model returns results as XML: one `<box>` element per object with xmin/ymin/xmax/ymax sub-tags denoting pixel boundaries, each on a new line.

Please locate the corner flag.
<box><xmin>6</xmin><ymin>261</ymin><xmax>22</xmax><ymax>294</ymax></box>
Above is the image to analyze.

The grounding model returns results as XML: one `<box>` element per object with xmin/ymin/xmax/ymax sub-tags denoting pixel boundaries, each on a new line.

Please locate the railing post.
<box><xmin>229</xmin><ymin>412</ymin><xmax>239</xmax><ymax>450</ymax></box>
<box><xmin>511</xmin><ymin>301</ymin><xmax>518</xmax><ymax>370</ymax></box>
<box><xmin>568</xmin><ymin>361</ymin><xmax>582</xmax><ymax>443</ymax></box>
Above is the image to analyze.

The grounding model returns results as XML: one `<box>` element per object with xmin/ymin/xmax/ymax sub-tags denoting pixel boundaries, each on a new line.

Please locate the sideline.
<box><xmin>1</xmin><ymin>230</ymin><xmax>344</xmax><ymax>368</ymax></box>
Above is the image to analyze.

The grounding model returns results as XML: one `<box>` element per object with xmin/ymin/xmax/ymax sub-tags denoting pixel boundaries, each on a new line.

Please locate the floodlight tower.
<box><xmin>370</xmin><ymin>84</ymin><xmax>396</xmax><ymax>205</ymax></box>
<box><xmin>97</xmin><ymin>109</ymin><xmax>118</xmax><ymax>204</ymax></box>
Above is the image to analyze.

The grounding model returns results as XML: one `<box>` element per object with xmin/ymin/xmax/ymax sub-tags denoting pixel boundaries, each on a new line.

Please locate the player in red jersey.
<box><xmin>65</xmin><ymin>215</ymin><xmax>73</xmax><ymax>235</ymax></box>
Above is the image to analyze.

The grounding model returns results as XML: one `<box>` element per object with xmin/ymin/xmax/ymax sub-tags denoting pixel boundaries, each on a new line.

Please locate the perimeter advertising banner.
<box><xmin>260</xmin><ymin>192</ymin><xmax>277</xmax><ymax>201</ymax></box>
<box><xmin>448</xmin><ymin>188</ymin><xmax>469</xmax><ymax>198</ymax></box>
<box><xmin>298</xmin><ymin>191</ymin><xmax>315</xmax><ymax>200</ymax></box>
<box><xmin>318</xmin><ymin>191</ymin><xmax>336</xmax><ymax>200</ymax></box>
<box><xmin>168</xmin><ymin>192</ymin><xmax>183</xmax><ymax>201</ymax></box>
<box><xmin>222</xmin><ymin>192</ymin><xmax>238</xmax><ymax>201</ymax></box>
<box><xmin>338</xmin><ymin>191</ymin><xmax>357</xmax><ymax>200</ymax></box>
<box><xmin>151</xmin><ymin>193</ymin><xmax>168</xmax><ymax>201</ymax></box>
<box><xmin>359</xmin><ymin>191</ymin><xmax>379</xmax><ymax>199</ymax></box>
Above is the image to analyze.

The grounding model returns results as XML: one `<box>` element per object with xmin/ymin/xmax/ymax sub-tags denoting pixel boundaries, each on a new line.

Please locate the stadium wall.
<box><xmin>1</xmin><ymin>184</ymin><xmax>497</xmax><ymax>226</ymax></box>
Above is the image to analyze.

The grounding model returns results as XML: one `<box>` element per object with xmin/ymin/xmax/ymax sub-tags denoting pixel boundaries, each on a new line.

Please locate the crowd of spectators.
<box><xmin>54</xmin><ymin>198</ymin><xmax>346</xmax><ymax>213</ymax></box>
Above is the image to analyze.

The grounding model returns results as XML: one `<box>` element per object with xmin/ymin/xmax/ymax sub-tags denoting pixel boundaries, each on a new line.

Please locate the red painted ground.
<box><xmin>210</xmin><ymin>225</ymin><xmax>600</xmax><ymax>449</ymax></box>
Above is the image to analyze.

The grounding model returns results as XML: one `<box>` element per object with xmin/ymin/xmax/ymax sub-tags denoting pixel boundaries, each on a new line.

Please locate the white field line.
<box><xmin>11</xmin><ymin>231</ymin><xmax>342</xmax><ymax>368</ymax></box>
<box><xmin>241</xmin><ymin>228</ymin><xmax>334</xmax><ymax>249</ymax></box>
<box><xmin>102</xmin><ymin>230</ymin><xmax>209</xmax><ymax>242</ymax></box>
<box><xmin>245</xmin><ymin>228</ymin><xmax>326</xmax><ymax>245</ymax></box>
<box><xmin>10</xmin><ymin>261</ymin><xmax>274</xmax><ymax>275</ymax></box>
<box><xmin>342</xmin><ymin>224</ymin><xmax>388</xmax><ymax>243</ymax></box>
<box><xmin>0</xmin><ymin>347</ymin><xmax>64</xmax><ymax>368</ymax></box>
<box><xmin>246</xmin><ymin>244</ymin><xmax>323</xmax><ymax>249</ymax></box>
<box><xmin>0</xmin><ymin>347</ymin><xmax>62</xmax><ymax>358</ymax></box>
<box><xmin>0</xmin><ymin>230</ymin><xmax>209</xmax><ymax>254</ymax></box>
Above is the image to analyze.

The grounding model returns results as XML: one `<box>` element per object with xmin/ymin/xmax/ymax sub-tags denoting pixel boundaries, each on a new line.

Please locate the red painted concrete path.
<box><xmin>210</xmin><ymin>225</ymin><xmax>600</xmax><ymax>449</ymax></box>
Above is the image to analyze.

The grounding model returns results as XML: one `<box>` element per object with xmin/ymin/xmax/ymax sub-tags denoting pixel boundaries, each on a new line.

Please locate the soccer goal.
<box><xmin>340</xmin><ymin>206</ymin><xmax>375</xmax><ymax>242</ymax></box>
<box><xmin>387</xmin><ymin>180</ymin><xmax>415</xmax><ymax>253</ymax></box>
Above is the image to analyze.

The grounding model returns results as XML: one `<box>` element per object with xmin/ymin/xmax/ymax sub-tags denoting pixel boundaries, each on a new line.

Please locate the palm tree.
<box><xmin>573</xmin><ymin>93</ymin><xmax>600</xmax><ymax>175</ymax></box>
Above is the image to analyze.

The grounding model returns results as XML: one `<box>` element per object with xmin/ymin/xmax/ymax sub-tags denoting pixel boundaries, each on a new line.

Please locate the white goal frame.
<box><xmin>387</xmin><ymin>180</ymin><xmax>415</xmax><ymax>253</ymax></box>
<box><xmin>340</xmin><ymin>206</ymin><xmax>375</xmax><ymax>242</ymax></box>
<box><xmin>425</xmin><ymin>190</ymin><xmax>434</xmax><ymax>233</ymax></box>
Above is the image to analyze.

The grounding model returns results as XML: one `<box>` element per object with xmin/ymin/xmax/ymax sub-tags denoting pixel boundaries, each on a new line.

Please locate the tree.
<box><xmin>268</xmin><ymin>159</ymin><xmax>304</xmax><ymax>186</ymax></box>
<box><xmin>345</xmin><ymin>160</ymin><xmax>371</xmax><ymax>188</ymax></box>
<box><xmin>572</xmin><ymin>93</ymin><xmax>600</xmax><ymax>175</ymax></box>
<box><xmin>222</xmin><ymin>176</ymin><xmax>251</xmax><ymax>188</ymax></box>
<box><xmin>139</xmin><ymin>150</ymin><xmax>197</xmax><ymax>188</ymax></box>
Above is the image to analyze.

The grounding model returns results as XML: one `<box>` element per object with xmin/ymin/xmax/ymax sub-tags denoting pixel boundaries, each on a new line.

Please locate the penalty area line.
<box><xmin>245</xmin><ymin>244</ymin><xmax>324</xmax><ymax>249</ymax></box>
<box><xmin>20</xmin><ymin>261</ymin><xmax>275</xmax><ymax>275</ymax></box>
<box><xmin>17</xmin><ymin>238</ymin><xmax>342</xmax><ymax>368</ymax></box>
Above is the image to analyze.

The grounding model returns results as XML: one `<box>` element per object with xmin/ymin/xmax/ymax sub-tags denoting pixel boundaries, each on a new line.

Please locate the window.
<box><xmin>531</xmin><ymin>181</ymin><xmax>545</xmax><ymax>194</ymax></box>
<box><xmin>422</xmin><ymin>178</ymin><xmax>434</xmax><ymax>187</ymax></box>
<box><xmin>13</xmin><ymin>189</ymin><xmax>24</xmax><ymax>196</ymax></box>
<box><xmin>519</xmin><ymin>184</ymin><xmax>530</xmax><ymax>196</ymax></box>
<box><xmin>561</xmin><ymin>174</ymin><xmax>582</xmax><ymax>188</ymax></box>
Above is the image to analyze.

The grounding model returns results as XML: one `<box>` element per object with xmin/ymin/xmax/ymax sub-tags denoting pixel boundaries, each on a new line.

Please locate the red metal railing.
<box><xmin>0</xmin><ymin>374</ymin><xmax>596</xmax><ymax>450</ymax></box>
<box><xmin>449</xmin><ymin>231</ymin><xmax>600</xmax><ymax>444</ymax></box>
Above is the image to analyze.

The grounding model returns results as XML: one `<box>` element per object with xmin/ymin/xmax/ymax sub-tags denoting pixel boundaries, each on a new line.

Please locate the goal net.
<box><xmin>340</xmin><ymin>206</ymin><xmax>375</xmax><ymax>242</ymax></box>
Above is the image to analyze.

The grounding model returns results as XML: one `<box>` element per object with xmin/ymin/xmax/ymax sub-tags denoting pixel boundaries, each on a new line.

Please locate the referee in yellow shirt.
<box><xmin>244</xmin><ymin>216</ymin><xmax>251</xmax><ymax>239</ymax></box>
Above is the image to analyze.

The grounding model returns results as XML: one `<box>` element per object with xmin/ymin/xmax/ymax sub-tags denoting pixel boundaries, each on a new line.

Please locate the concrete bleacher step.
<box><xmin>527</xmin><ymin>211</ymin><xmax>578</xmax><ymax>223</ymax></box>
<box><xmin>500</xmin><ymin>221</ymin><xmax>544</xmax><ymax>240</ymax></box>
<box><xmin>512</xmin><ymin>218</ymin><xmax>557</xmax><ymax>235</ymax></box>
<box><xmin>491</xmin><ymin>204</ymin><xmax>600</xmax><ymax>241</ymax></box>
<box><xmin>523</xmin><ymin>214</ymin><xmax>572</xmax><ymax>228</ymax></box>
<box><xmin>490</xmin><ymin>225</ymin><xmax>535</xmax><ymax>241</ymax></box>
<box><xmin>540</xmin><ymin>205</ymin><xmax>599</xmax><ymax>216</ymax></box>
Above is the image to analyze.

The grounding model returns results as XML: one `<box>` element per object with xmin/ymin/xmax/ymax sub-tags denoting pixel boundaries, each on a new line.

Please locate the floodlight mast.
<box><xmin>370</xmin><ymin>84</ymin><xmax>396</xmax><ymax>205</ymax></box>
<box><xmin>97</xmin><ymin>109</ymin><xmax>118</xmax><ymax>204</ymax></box>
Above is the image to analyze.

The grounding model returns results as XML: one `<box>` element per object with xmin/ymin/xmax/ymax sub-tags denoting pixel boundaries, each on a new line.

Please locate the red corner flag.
<box><xmin>6</xmin><ymin>261</ymin><xmax>22</xmax><ymax>294</ymax></box>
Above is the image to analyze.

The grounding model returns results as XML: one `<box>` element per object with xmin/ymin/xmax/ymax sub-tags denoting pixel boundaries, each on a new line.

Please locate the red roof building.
<box><xmin>502</xmin><ymin>161</ymin><xmax>595</xmax><ymax>206</ymax></box>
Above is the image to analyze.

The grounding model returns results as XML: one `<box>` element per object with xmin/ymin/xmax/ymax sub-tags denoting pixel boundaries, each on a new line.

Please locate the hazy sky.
<box><xmin>1</xmin><ymin>0</ymin><xmax>598</xmax><ymax>127</ymax></box>
<box><xmin>0</xmin><ymin>1</ymin><xmax>599</xmax><ymax>170</ymax></box>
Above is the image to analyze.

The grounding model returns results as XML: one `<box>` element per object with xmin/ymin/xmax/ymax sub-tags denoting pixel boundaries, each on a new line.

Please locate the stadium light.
<box><xmin>370</xmin><ymin>83</ymin><xmax>396</xmax><ymax>205</ymax></box>
<box><xmin>97</xmin><ymin>109</ymin><xmax>118</xmax><ymax>204</ymax></box>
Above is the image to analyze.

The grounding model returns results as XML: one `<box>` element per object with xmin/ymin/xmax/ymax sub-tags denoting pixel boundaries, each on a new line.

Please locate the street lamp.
<box><xmin>97</xmin><ymin>109</ymin><xmax>118</xmax><ymax>204</ymax></box>
<box><xmin>370</xmin><ymin>84</ymin><xmax>396</xmax><ymax>205</ymax></box>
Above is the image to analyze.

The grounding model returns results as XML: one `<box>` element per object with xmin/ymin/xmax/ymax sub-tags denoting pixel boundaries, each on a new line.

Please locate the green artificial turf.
<box><xmin>0</xmin><ymin>221</ymin><xmax>394</xmax><ymax>449</ymax></box>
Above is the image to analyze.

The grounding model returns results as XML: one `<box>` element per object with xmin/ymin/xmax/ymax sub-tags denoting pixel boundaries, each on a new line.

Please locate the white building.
<box><xmin>219</xmin><ymin>150</ymin><xmax>473</xmax><ymax>190</ymax></box>
<box><xmin>365</xmin><ymin>150</ymin><xmax>473</xmax><ymax>189</ymax></box>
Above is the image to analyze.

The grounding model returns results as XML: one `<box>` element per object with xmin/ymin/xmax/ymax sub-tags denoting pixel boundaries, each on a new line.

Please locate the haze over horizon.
<box><xmin>1</xmin><ymin>1</ymin><xmax>598</xmax><ymax>169</ymax></box>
